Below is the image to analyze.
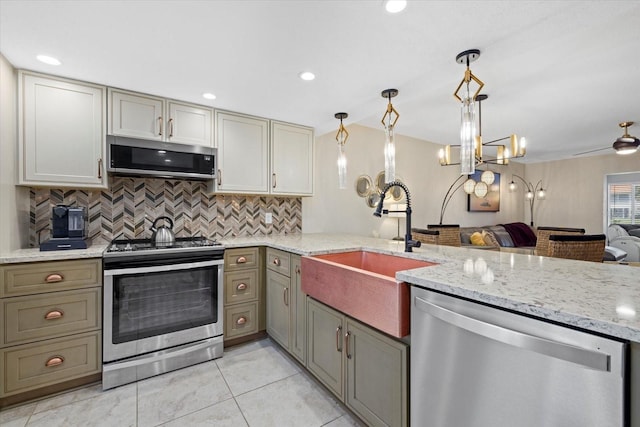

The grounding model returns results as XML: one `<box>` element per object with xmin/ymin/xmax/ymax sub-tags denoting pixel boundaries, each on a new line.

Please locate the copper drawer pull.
<box><xmin>44</xmin><ymin>310</ymin><xmax>64</xmax><ymax>320</ymax></box>
<box><xmin>236</xmin><ymin>316</ymin><xmax>247</xmax><ymax>326</ymax></box>
<box><xmin>283</xmin><ymin>287</ymin><xmax>289</xmax><ymax>306</ymax></box>
<box><xmin>45</xmin><ymin>356</ymin><xmax>64</xmax><ymax>367</ymax></box>
<box><xmin>236</xmin><ymin>256</ymin><xmax>247</xmax><ymax>264</ymax></box>
<box><xmin>168</xmin><ymin>118</ymin><xmax>174</xmax><ymax>137</ymax></box>
<box><xmin>272</xmin><ymin>172</ymin><xmax>277</xmax><ymax>189</ymax></box>
<box><xmin>336</xmin><ymin>326</ymin><xmax>343</xmax><ymax>352</ymax></box>
<box><xmin>296</xmin><ymin>265</ymin><xmax>301</xmax><ymax>275</ymax></box>
<box><xmin>98</xmin><ymin>158</ymin><xmax>103</xmax><ymax>179</ymax></box>
<box><xmin>236</xmin><ymin>283</ymin><xmax>248</xmax><ymax>291</ymax></box>
<box><xmin>345</xmin><ymin>331</ymin><xmax>352</xmax><ymax>359</ymax></box>
<box><xmin>158</xmin><ymin>116</ymin><xmax>163</xmax><ymax>136</ymax></box>
<box><xmin>273</xmin><ymin>257</ymin><xmax>281</xmax><ymax>267</ymax></box>
<box><xmin>45</xmin><ymin>274</ymin><xmax>63</xmax><ymax>283</ymax></box>
<box><xmin>218</xmin><ymin>169</ymin><xmax>222</xmax><ymax>186</ymax></box>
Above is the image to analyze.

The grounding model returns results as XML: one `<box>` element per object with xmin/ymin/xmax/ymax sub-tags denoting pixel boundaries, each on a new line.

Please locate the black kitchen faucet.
<box><xmin>373</xmin><ymin>181</ymin><xmax>421</xmax><ymax>253</ymax></box>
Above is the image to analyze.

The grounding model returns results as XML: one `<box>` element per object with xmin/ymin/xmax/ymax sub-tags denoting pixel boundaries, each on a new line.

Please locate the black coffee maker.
<box><xmin>40</xmin><ymin>205</ymin><xmax>90</xmax><ymax>251</ymax></box>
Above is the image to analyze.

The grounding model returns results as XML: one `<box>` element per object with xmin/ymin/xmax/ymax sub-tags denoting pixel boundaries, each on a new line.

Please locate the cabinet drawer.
<box><xmin>266</xmin><ymin>248</ymin><xmax>291</xmax><ymax>277</ymax></box>
<box><xmin>2</xmin><ymin>289</ymin><xmax>101</xmax><ymax>347</ymax></box>
<box><xmin>224</xmin><ymin>270</ymin><xmax>258</xmax><ymax>305</ymax></box>
<box><xmin>1</xmin><ymin>331</ymin><xmax>101</xmax><ymax>397</ymax></box>
<box><xmin>225</xmin><ymin>247</ymin><xmax>259</xmax><ymax>271</ymax></box>
<box><xmin>0</xmin><ymin>259</ymin><xmax>101</xmax><ymax>297</ymax></box>
<box><xmin>224</xmin><ymin>302</ymin><xmax>259</xmax><ymax>339</ymax></box>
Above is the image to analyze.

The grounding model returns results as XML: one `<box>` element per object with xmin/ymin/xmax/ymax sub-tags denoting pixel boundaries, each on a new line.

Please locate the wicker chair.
<box><xmin>535</xmin><ymin>226</ymin><xmax>585</xmax><ymax>257</ymax></box>
<box><xmin>547</xmin><ymin>234</ymin><xmax>606</xmax><ymax>262</ymax></box>
<box><xmin>411</xmin><ymin>228</ymin><xmax>440</xmax><ymax>245</ymax></box>
<box><xmin>426</xmin><ymin>224</ymin><xmax>461</xmax><ymax>247</ymax></box>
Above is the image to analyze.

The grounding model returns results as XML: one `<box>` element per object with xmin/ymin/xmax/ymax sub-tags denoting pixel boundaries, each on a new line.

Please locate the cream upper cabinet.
<box><xmin>108</xmin><ymin>89</ymin><xmax>164</xmax><ymax>141</ymax></box>
<box><xmin>271</xmin><ymin>121</ymin><xmax>314</xmax><ymax>196</ymax></box>
<box><xmin>108</xmin><ymin>89</ymin><xmax>213</xmax><ymax>147</ymax></box>
<box><xmin>19</xmin><ymin>71</ymin><xmax>107</xmax><ymax>188</ymax></box>
<box><xmin>215</xmin><ymin>111</ymin><xmax>270</xmax><ymax>194</ymax></box>
<box><xmin>167</xmin><ymin>101</ymin><xmax>212</xmax><ymax>146</ymax></box>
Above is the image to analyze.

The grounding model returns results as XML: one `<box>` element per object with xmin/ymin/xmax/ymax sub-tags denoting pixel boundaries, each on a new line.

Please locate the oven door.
<box><xmin>103</xmin><ymin>258</ymin><xmax>223</xmax><ymax>362</ymax></box>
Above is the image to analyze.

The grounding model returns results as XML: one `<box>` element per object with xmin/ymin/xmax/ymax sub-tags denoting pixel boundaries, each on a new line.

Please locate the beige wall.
<box><xmin>524</xmin><ymin>153</ymin><xmax>640</xmax><ymax>234</ymax></box>
<box><xmin>303</xmin><ymin>124</ymin><xmax>526</xmax><ymax>238</ymax></box>
<box><xmin>0</xmin><ymin>54</ymin><xmax>29</xmax><ymax>253</ymax></box>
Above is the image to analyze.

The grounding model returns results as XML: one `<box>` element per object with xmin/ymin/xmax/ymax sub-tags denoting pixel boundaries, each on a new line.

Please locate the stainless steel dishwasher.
<box><xmin>411</xmin><ymin>286</ymin><xmax>628</xmax><ymax>427</ymax></box>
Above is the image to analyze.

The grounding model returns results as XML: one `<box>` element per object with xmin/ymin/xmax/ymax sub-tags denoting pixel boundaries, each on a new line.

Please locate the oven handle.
<box><xmin>104</xmin><ymin>259</ymin><xmax>223</xmax><ymax>276</ymax></box>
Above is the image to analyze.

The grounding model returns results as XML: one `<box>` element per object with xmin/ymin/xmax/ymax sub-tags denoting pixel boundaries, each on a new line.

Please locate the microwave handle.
<box><xmin>104</xmin><ymin>259</ymin><xmax>222</xmax><ymax>276</ymax></box>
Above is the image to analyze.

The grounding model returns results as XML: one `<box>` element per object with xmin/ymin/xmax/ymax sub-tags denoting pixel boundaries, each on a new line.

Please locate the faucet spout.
<box><xmin>373</xmin><ymin>181</ymin><xmax>421</xmax><ymax>252</ymax></box>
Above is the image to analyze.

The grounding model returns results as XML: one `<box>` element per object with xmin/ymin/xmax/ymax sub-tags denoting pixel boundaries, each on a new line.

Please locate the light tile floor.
<box><xmin>0</xmin><ymin>338</ymin><xmax>364</xmax><ymax>427</ymax></box>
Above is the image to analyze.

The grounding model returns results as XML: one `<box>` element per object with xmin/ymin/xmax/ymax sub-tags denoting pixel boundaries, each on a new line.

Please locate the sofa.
<box><xmin>607</xmin><ymin>224</ymin><xmax>640</xmax><ymax>262</ymax></box>
<box><xmin>460</xmin><ymin>222</ymin><xmax>537</xmax><ymax>255</ymax></box>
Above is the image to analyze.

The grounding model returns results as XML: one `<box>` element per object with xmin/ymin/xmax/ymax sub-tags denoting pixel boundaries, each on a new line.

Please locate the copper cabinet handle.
<box><xmin>272</xmin><ymin>173</ymin><xmax>277</xmax><ymax>189</ymax></box>
<box><xmin>236</xmin><ymin>283</ymin><xmax>247</xmax><ymax>291</ymax></box>
<box><xmin>158</xmin><ymin>116</ymin><xmax>163</xmax><ymax>136</ymax></box>
<box><xmin>45</xmin><ymin>356</ymin><xmax>64</xmax><ymax>367</ymax></box>
<box><xmin>236</xmin><ymin>316</ymin><xmax>247</xmax><ymax>325</ymax></box>
<box><xmin>98</xmin><ymin>158</ymin><xmax>103</xmax><ymax>179</ymax></box>
<box><xmin>168</xmin><ymin>118</ymin><xmax>174</xmax><ymax>137</ymax></box>
<box><xmin>217</xmin><ymin>169</ymin><xmax>222</xmax><ymax>186</ymax></box>
<box><xmin>236</xmin><ymin>256</ymin><xmax>247</xmax><ymax>264</ymax></box>
<box><xmin>45</xmin><ymin>274</ymin><xmax>63</xmax><ymax>283</ymax></box>
<box><xmin>345</xmin><ymin>331</ymin><xmax>352</xmax><ymax>359</ymax></box>
<box><xmin>283</xmin><ymin>287</ymin><xmax>289</xmax><ymax>306</ymax></box>
<box><xmin>273</xmin><ymin>257</ymin><xmax>281</xmax><ymax>267</ymax></box>
<box><xmin>296</xmin><ymin>265</ymin><xmax>301</xmax><ymax>275</ymax></box>
<box><xmin>336</xmin><ymin>326</ymin><xmax>343</xmax><ymax>352</ymax></box>
<box><xmin>44</xmin><ymin>310</ymin><xmax>64</xmax><ymax>320</ymax></box>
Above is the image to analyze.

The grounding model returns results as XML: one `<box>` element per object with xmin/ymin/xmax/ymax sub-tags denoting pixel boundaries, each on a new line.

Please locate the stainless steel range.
<box><xmin>102</xmin><ymin>237</ymin><xmax>224</xmax><ymax>390</ymax></box>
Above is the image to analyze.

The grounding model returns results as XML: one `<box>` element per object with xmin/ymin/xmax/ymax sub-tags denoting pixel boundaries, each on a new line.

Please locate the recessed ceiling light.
<box><xmin>36</xmin><ymin>55</ymin><xmax>61</xmax><ymax>66</ymax></box>
<box><xmin>202</xmin><ymin>92</ymin><xmax>216</xmax><ymax>100</ymax></box>
<box><xmin>299</xmin><ymin>71</ymin><xmax>315</xmax><ymax>81</ymax></box>
<box><xmin>384</xmin><ymin>0</ymin><xmax>407</xmax><ymax>13</ymax></box>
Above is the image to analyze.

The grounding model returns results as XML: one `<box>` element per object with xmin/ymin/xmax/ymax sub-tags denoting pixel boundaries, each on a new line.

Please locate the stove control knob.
<box><xmin>124</xmin><ymin>243</ymin><xmax>132</xmax><ymax>251</ymax></box>
<box><xmin>109</xmin><ymin>244</ymin><xmax>119</xmax><ymax>252</ymax></box>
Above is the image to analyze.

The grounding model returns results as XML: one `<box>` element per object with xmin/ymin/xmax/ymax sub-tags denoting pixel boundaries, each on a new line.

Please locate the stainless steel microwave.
<box><xmin>107</xmin><ymin>135</ymin><xmax>216</xmax><ymax>180</ymax></box>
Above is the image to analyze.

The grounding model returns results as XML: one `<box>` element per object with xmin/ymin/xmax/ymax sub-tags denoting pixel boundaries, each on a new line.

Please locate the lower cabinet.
<box><xmin>223</xmin><ymin>247</ymin><xmax>263</xmax><ymax>342</ymax></box>
<box><xmin>307</xmin><ymin>298</ymin><xmax>408</xmax><ymax>427</ymax></box>
<box><xmin>265</xmin><ymin>249</ymin><xmax>306</xmax><ymax>364</ymax></box>
<box><xmin>0</xmin><ymin>259</ymin><xmax>102</xmax><ymax>405</ymax></box>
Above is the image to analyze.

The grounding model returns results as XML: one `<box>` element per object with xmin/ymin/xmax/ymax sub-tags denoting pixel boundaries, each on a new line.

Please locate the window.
<box><xmin>608</xmin><ymin>182</ymin><xmax>640</xmax><ymax>224</ymax></box>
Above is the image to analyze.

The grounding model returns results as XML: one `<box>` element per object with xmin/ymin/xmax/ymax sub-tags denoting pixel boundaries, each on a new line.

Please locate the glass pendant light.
<box><xmin>334</xmin><ymin>112</ymin><xmax>349</xmax><ymax>189</ymax></box>
<box><xmin>454</xmin><ymin>50</ymin><xmax>484</xmax><ymax>176</ymax></box>
<box><xmin>380</xmin><ymin>89</ymin><xmax>399</xmax><ymax>183</ymax></box>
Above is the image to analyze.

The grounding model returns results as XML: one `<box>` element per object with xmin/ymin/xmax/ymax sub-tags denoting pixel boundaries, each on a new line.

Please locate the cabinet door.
<box><xmin>289</xmin><ymin>255</ymin><xmax>306</xmax><ymax>364</ymax></box>
<box><xmin>271</xmin><ymin>121</ymin><xmax>313</xmax><ymax>195</ymax></box>
<box><xmin>109</xmin><ymin>89</ymin><xmax>164</xmax><ymax>140</ymax></box>
<box><xmin>345</xmin><ymin>319</ymin><xmax>407</xmax><ymax>427</ymax></box>
<box><xmin>306</xmin><ymin>298</ymin><xmax>343</xmax><ymax>399</ymax></box>
<box><xmin>215</xmin><ymin>111</ymin><xmax>269</xmax><ymax>193</ymax></box>
<box><xmin>266</xmin><ymin>269</ymin><xmax>290</xmax><ymax>349</ymax></box>
<box><xmin>167</xmin><ymin>101</ymin><xmax>213</xmax><ymax>147</ymax></box>
<box><xmin>19</xmin><ymin>72</ymin><xmax>107</xmax><ymax>188</ymax></box>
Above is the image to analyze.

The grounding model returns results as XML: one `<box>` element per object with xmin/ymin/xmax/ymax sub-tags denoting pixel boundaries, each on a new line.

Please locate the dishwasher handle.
<box><xmin>414</xmin><ymin>296</ymin><xmax>611</xmax><ymax>372</ymax></box>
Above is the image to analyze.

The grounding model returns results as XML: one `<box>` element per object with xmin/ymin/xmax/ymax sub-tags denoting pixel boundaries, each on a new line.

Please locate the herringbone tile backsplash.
<box><xmin>30</xmin><ymin>177</ymin><xmax>302</xmax><ymax>246</ymax></box>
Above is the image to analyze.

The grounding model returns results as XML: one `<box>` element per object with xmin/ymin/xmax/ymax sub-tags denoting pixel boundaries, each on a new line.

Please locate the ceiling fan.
<box><xmin>574</xmin><ymin>121</ymin><xmax>640</xmax><ymax>156</ymax></box>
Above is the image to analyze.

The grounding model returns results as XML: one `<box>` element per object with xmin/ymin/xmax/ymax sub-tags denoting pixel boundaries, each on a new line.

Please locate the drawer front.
<box><xmin>0</xmin><ymin>259</ymin><xmax>102</xmax><ymax>297</ymax></box>
<box><xmin>2</xmin><ymin>289</ymin><xmax>101</xmax><ymax>347</ymax></box>
<box><xmin>266</xmin><ymin>248</ymin><xmax>291</xmax><ymax>277</ymax></box>
<box><xmin>225</xmin><ymin>247</ymin><xmax>259</xmax><ymax>271</ymax></box>
<box><xmin>1</xmin><ymin>331</ymin><xmax>101</xmax><ymax>396</ymax></box>
<box><xmin>224</xmin><ymin>270</ymin><xmax>258</xmax><ymax>305</ymax></box>
<box><xmin>224</xmin><ymin>302</ymin><xmax>259</xmax><ymax>339</ymax></box>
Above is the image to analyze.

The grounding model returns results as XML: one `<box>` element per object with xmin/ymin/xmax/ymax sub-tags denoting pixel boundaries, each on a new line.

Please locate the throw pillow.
<box><xmin>470</xmin><ymin>232</ymin><xmax>486</xmax><ymax>246</ymax></box>
<box><xmin>482</xmin><ymin>230</ymin><xmax>500</xmax><ymax>247</ymax></box>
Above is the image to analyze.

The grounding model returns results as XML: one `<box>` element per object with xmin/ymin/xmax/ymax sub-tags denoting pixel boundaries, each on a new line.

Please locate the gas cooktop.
<box><xmin>104</xmin><ymin>236</ymin><xmax>223</xmax><ymax>258</ymax></box>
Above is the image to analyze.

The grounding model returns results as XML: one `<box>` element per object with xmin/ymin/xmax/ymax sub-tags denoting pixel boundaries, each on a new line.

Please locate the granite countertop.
<box><xmin>2</xmin><ymin>233</ymin><xmax>637</xmax><ymax>342</ymax></box>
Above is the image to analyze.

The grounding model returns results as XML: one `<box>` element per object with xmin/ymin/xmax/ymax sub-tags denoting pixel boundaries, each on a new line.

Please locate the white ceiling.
<box><xmin>1</xmin><ymin>0</ymin><xmax>639</xmax><ymax>163</ymax></box>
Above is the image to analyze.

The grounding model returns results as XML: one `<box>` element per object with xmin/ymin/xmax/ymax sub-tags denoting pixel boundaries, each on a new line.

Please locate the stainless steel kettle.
<box><xmin>151</xmin><ymin>216</ymin><xmax>175</xmax><ymax>247</ymax></box>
